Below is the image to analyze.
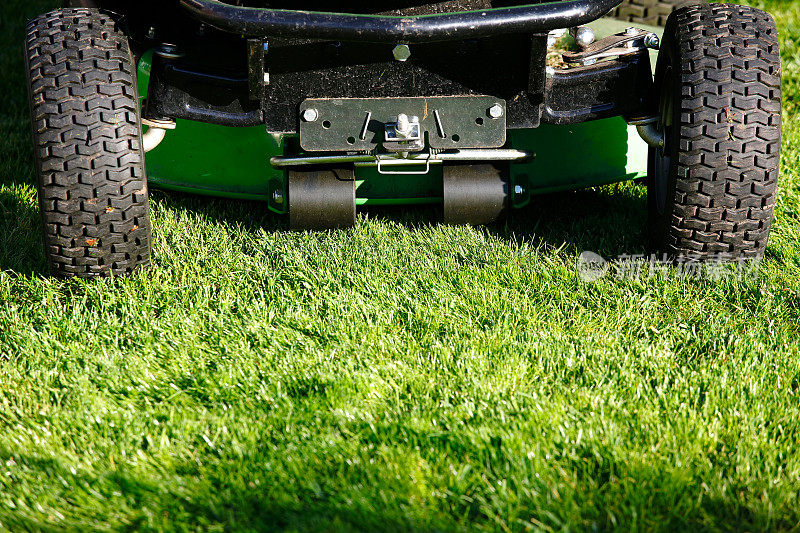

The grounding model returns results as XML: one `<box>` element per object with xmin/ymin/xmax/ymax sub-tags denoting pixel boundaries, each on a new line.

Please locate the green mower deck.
<box><xmin>140</xmin><ymin>19</ymin><xmax>657</xmax><ymax>215</ymax></box>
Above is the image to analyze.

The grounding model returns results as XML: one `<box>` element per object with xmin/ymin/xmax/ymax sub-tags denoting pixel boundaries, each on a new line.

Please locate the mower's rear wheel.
<box><xmin>25</xmin><ymin>8</ymin><xmax>151</xmax><ymax>278</ymax></box>
<box><xmin>611</xmin><ymin>0</ymin><xmax>700</xmax><ymax>26</ymax></box>
<box><xmin>288</xmin><ymin>168</ymin><xmax>356</xmax><ymax>230</ymax></box>
<box><xmin>62</xmin><ymin>1</ymin><xmax>99</xmax><ymax>6</ymax></box>
<box><xmin>647</xmin><ymin>3</ymin><xmax>782</xmax><ymax>259</ymax></box>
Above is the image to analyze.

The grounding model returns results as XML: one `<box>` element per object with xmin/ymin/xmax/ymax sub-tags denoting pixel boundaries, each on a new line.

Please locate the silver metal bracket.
<box><xmin>298</xmin><ymin>96</ymin><xmax>507</xmax><ymax>152</ymax></box>
<box><xmin>384</xmin><ymin>113</ymin><xmax>424</xmax><ymax>153</ymax></box>
<box><xmin>374</xmin><ymin>152</ymin><xmax>433</xmax><ymax>175</ymax></box>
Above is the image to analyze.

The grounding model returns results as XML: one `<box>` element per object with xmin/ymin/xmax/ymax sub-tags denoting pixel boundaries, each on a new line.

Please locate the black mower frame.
<box><xmin>66</xmin><ymin>1</ymin><xmax>655</xmax><ymax>133</ymax></box>
<box><xmin>179</xmin><ymin>0</ymin><xmax>620</xmax><ymax>43</ymax></box>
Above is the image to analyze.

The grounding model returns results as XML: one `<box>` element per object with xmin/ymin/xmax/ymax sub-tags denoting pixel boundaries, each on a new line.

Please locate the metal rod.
<box><xmin>356</xmin><ymin>197</ymin><xmax>442</xmax><ymax>206</ymax></box>
<box><xmin>433</xmin><ymin>110</ymin><xmax>446</xmax><ymax>139</ymax></box>
<box><xmin>630</xmin><ymin>117</ymin><xmax>664</xmax><ymax>149</ymax></box>
<box><xmin>270</xmin><ymin>149</ymin><xmax>532</xmax><ymax>168</ymax></box>
<box><xmin>180</xmin><ymin>0</ymin><xmax>622</xmax><ymax>43</ymax></box>
<box><xmin>359</xmin><ymin>112</ymin><xmax>372</xmax><ymax>141</ymax></box>
<box><xmin>142</xmin><ymin>119</ymin><xmax>176</xmax><ymax>153</ymax></box>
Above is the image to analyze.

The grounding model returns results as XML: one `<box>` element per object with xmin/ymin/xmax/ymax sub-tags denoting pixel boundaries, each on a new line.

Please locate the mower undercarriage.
<box><xmin>29</xmin><ymin>1</ymin><xmax>782</xmax><ymax>277</ymax></box>
<box><xmin>137</xmin><ymin>0</ymin><xmax>659</xmax><ymax>229</ymax></box>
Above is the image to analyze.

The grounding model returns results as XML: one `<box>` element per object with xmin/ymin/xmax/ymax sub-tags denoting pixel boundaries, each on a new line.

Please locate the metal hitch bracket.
<box><xmin>299</xmin><ymin>96</ymin><xmax>506</xmax><ymax>152</ymax></box>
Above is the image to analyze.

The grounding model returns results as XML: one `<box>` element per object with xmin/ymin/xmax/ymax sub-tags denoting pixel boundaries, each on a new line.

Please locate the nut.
<box><xmin>393</xmin><ymin>44</ymin><xmax>411</xmax><ymax>62</ymax></box>
<box><xmin>302</xmin><ymin>108</ymin><xmax>318</xmax><ymax>122</ymax></box>
<box><xmin>488</xmin><ymin>104</ymin><xmax>504</xmax><ymax>119</ymax></box>
<box><xmin>396</xmin><ymin>113</ymin><xmax>411</xmax><ymax>135</ymax></box>
<box><xmin>644</xmin><ymin>33</ymin><xmax>660</xmax><ymax>50</ymax></box>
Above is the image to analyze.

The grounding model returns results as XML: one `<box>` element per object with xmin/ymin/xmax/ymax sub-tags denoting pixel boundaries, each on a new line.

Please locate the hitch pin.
<box><xmin>434</xmin><ymin>109</ymin><xmax>446</xmax><ymax>139</ymax></box>
<box><xmin>359</xmin><ymin>111</ymin><xmax>372</xmax><ymax>141</ymax></box>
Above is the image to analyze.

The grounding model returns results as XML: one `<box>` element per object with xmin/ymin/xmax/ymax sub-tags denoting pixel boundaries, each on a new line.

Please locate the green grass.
<box><xmin>2</xmin><ymin>1</ymin><xmax>800</xmax><ymax>531</ymax></box>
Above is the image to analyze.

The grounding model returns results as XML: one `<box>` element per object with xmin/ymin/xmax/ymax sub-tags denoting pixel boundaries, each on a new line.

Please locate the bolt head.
<box><xmin>488</xmin><ymin>104</ymin><xmax>504</xmax><ymax>119</ymax></box>
<box><xmin>302</xmin><ymin>108</ymin><xmax>318</xmax><ymax>122</ymax></box>
<box><xmin>272</xmin><ymin>189</ymin><xmax>284</xmax><ymax>204</ymax></box>
<box><xmin>644</xmin><ymin>33</ymin><xmax>660</xmax><ymax>50</ymax></box>
<box><xmin>393</xmin><ymin>44</ymin><xmax>411</xmax><ymax>62</ymax></box>
<box><xmin>155</xmin><ymin>43</ymin><xmax>183</xmax><ymax>59</ymax></box>
<box><xmin>514</xmin><ymin>185</ymin><xmax>524</xmax><ymax>196</ymax></box>
<box><xmin>574</xmin><ymin>26</ymin><xmax>595</xmax><ymax>48</ymax></box>
<box><xmin>396</xmin><ymin>113</ymin><xmax>411</xmax><ymax>134</ymax></box>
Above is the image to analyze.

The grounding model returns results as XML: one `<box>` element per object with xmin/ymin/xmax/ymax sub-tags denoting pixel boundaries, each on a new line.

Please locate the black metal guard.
<box><xmin>179</xmin><ymin>0</ymin><xmax>622</xmax><ymax>43</ymax></box>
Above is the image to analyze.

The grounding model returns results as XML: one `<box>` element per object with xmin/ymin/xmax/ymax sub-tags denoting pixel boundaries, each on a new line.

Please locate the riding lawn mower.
<box><xmin>24</xmin><ymin>0</ymin><xmax>782</xmax><ymax>277</ymax></box>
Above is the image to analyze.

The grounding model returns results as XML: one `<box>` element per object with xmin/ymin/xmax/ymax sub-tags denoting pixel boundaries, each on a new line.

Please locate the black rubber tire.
<box><xmin>62</xmin><ymin>1</ymin><xmax>100</xmax><ymax>7</ymax></box>
<box><xmin>611</xmin><ymin>0</ymin><xmax>700</xmax><ymax>27</ymax></box>
<box><xmin>25</xmin><ymin>8</ymin><xmax>152</xmax><ymax>278</ymax></box>
<box><xmin>647</xmin><ymin>3</ymin><xmax>782</xmax><ymax>259</ymax></box>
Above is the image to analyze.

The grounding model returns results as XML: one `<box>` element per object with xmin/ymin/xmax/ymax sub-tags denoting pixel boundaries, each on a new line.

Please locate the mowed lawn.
<box><xmin>2</xmin><ymin>0</ymin><xmax>800</xmax><ymax>531</ymax></box>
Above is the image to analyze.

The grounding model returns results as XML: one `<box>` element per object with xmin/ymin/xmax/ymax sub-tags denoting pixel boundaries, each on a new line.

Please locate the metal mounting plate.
<box><xmin>299</xmin><ymin>96</ymin><xmax>506</xmax><ymax>152</ymax></box>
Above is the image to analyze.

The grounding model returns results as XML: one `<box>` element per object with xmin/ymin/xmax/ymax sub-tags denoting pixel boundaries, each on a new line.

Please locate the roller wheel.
<box><xmin>443</xmin><ymin>164</ymin><xmax>509</xmax><ymax>225</ymax></box>
<box><xmin>288</xmin><ymin>168</ymin><xmax>356</xmax><ymax>230</ymax></box>
<box><xmin>647</xmin><ymin>3</ymin><xmax>782</xmax><ymax>259</ymax></box>
<box><xmin>25</xmin><ymin>8</ymin><xmax>151</xmax><ymax>278</ymax></box>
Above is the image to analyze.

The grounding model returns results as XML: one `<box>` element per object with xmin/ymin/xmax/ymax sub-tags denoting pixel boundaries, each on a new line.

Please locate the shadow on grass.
<box><xmin>149</xmin><ymin>189</ymin><xmax>288</xmax><ymax>234</ymax></box>
<box><xmin>0</xmin><ymin>187</ymin><xmax>46</xmax><ymax>276</ymax></box>
<box><xmin>0</xmin><ymin>182</ymin><xmax>647</xmax><ymax>277</ymax></box>
<box><xmin>3</xmin><ymin>452</ymin><xmax>792</xmax><ymax>532</ymax></box>
<box><xmin>2</xmin><ymin>135</ymin><xmax>647</xmax><ymax>276</ymax></box>
<box><xmin>503</xmin><ymin>185</ymin><xmax>649</xmax><ymax>260</ymax></box>
<box><xmin>361</xmin><ymin>183</ymin><xmax>649</xmax><ymax>260</ymax></box>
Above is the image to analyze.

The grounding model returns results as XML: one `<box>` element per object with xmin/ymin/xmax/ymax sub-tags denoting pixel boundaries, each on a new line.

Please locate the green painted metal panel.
<box><xmin>138</xmin><ymin>51</ymin><xmax>285</xmax><ymax>207</ymax></box>
<box><xmin>145</xmin><ymin>119</ymin><xmax>284</xmax><ymax>201</ymax></box>
<box><xmin>509</xmin><ymin>119</ymin><xmax>648</xmax><ymax>196</ymax></box>
<box><xmin>355</xmin><ymin>167</ymin><xmax>443</xmax><ymax>205</ymax></box>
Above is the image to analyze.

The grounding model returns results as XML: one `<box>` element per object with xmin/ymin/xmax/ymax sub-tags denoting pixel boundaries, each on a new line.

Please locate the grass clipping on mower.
<box><xmin>546</xmin><ymin>33</ymin><xmax>579</xmax><ymax>69</ymax></box>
